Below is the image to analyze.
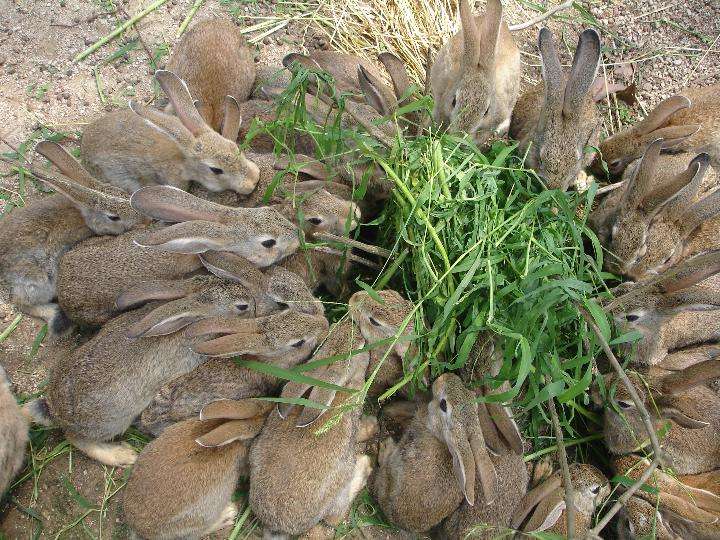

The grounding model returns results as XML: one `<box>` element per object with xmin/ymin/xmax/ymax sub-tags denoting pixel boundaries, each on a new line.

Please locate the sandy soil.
<box><xmin>0</xmin><ymin>0</ymin><xmax>718</xmax><ymax>538</ymax></box>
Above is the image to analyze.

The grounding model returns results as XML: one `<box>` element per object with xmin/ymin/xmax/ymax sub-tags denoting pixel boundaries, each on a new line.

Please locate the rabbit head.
<box><xmin>431</xmin><ymin>0</ymin><xmax>517</xmax><ymax>143</ymax></box>
<box><xmin>35</xmin><ymin>141</ymin><xmax>140</xmax><ymax>235</ymax></box>
<box><xmin>512</xmin><ymin>464</ymin><xmax>609</xmax><ymax>535</ymax></box>
<box><xmin>525</xmin><ymin>28</ymin><xmax>602</xmax><ymax>190</ymax></box>
<box><xmin>129</xmin><ymin>70</ymin><xmax>260</xmax><ymax>194</ymax></box>
<box><xmin>607</xmin><ymin>142</ymin><xmax>712</xmax><ymax>279</ymax></box>
<box><xmin>425</xmin><ymin>373</ymin><xmax>498</xmax><ymax>506</ymax></box>
<box><xmin>130</xmin><ymin>185</ymin><xmax>299</xmax><ymax>267</ymax></box>
<box><xmin>279</xmin><ymin>182</ymin><xmax>361</xmax><ymax>237</ymax></box>
<box><xmin>125</xmin><ymin>280</ymin><xmax>255</xmax><ymax>339</ymax></box>
<box><xmin>186</xmin><ymin>308</ymin><xmax>329</xmax><ymax>362</ymax></box>
<box><xmin>591</xmin><ymin>95</ymin><xmax>700</xmax><ymax>178</ymax></box>
<box><xmin>349</xmin><ymin>289</ymin><xmax>415</xmax><ymax>358</ymax></box>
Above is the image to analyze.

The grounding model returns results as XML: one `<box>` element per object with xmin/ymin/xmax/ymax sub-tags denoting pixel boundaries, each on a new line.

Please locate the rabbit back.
<box><xmin>0</xmin><ymin>368</ymin><xmax>29</xmax><ymax>495</ymax></box>
<box><xmin>0</xmin><ymin>195</ymin><xmax>91</xmax><ymax>310</ymax></box>
<box><xmin>372</xmin><ymin>414</ymin><xmax>464</xmax><ymax>532</ymax></box>
<box><xmin>249</xmin><ymin>404</ymin><xmax>360</xmax><ymax>534</ymax></box>
<box><xmin>167</xmin><ymin>18</ymin><xmax>256</xmax><ymax>132</ymax></box>
<box><xmin>57</xmin><ymin>228</ymin><xmax>202</xmax><ymax>326</ymax></box>
<box><xmin>81</xmin><ymin>110</ymin><xmax>191</xmax><ymax>193</ymax></box>
<box><xmin>123</xmin><ymin>418</ymin><xmax>245</xmax><ymax>539</ymax></box>
<box><xmin>46</xmin><ymin>304</ymin><xmax>204</xmax><ymax>442</ymax></box>
<box><xmin>442</xmin><ymin>452</ymin><xmax>528</xmax><ymax>540</ymax></box>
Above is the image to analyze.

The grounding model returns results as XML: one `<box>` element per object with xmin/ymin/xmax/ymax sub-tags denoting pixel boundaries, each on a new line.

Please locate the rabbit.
<box><xmin>596</xmin><ymin>137</ymin><xmax>717</xmax><ymax>279</ymax></box>
<box><xmin>129</xmin><ymin>184</ymin><xmax>300</xmax><ymax>267</ymax></box>
<box><xmin>372</xmin><ymin>373</ymin><xmax>500</xmax><ymax>533</ymax></box>
<box><xmin>596</xmin><ymin>361</ymin><xmax>720</xmax><ymax>475</ymax></box>
<box><xmin>166</xmin><ymin>18</ymin><xmax>255</xmax><ymax>132</ymax></box>
<box><xmin>510</xmin><ymin>464</ymin><xmax>610</xmax><ymax>537</ymax></box>
<box><xmin>590</xmin><ymin>83</ymin><xmax>720</xmax><ymax>179</ymax></box>
<box><xmin>0</xmin><ymin>141</ymin><xmax>140</xmax><ymax>334</ymax></box>
<box><xmin>0</xmin><ymin>365</ymin><xmax>29</xmax><ymax>496</ymax></box>
<box><xmin>509</xmin><ymin>28</ymin><xmax>602</xmax><ymax>191</ymax></box>
<box><xmin>123</xmin><ymin>399</ymin><xmax>271</xmax><ymax>540</ymax></box>
<box><xmin>190</xmin><ymin>151</ymin><xmax>361</xmax><ymax>238</ymax></box>
<box><xmin>614</xmin><ymin>454</ymin><xmax>720</xmax><ymax>540</ymax></box>
<box><xmin>249</xmin><ymin>315</ymin><xmax>377</xmax><ymax>537</ymax></box>
<box><xmin>348</xmin><ymin>289</ymin><xmax>418</xmax><ymax>397</ymax></box>
<box><xmin>430</xmin><ymin>0</ymin><xmax>521</xmax><ymax>144</ymax></box>
<box><xmin>617</xmin><ymin>495</ymin><xmax>678</xmax><ymax>540</ymax></box>
<box><xmin>80</xmin><ymin>70</ymin><xmax>260</xmax><ymax>195</ymax></box>
<box><xmin>24</xmin><ymin>281</ymin><xmax>324</xmax><ymax>467</ymax></box>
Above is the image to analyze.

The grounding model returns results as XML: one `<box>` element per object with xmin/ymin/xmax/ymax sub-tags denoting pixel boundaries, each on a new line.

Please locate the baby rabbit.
<box><xmin>0</xmin><ymin>365</ymin><xmax>28</xmax><ymax>496</ymax></box>
<box><xmin>129</xmin><ymin>184</ymin><xmax>300</xmax><ymax>267</ymax></box>
<box><xmin>510</xmin><ymin>28</ymin><xmax>602</xmax><ymax>191</ymax></box>
<box><xmin>123</xmin><ymin>399</ymin><xmax>271</xmax><ymax>540</ymax></box>
<box><xmin>430</xmin><ymin>0</ymin><xmax>521</xmax><ymax>144</ymax></box>
<box><xmin>81</xmin><ymin>70</ymin><xmax>260</xmax><ymax>194</ymax></box>
<box><xmin>249</xmin><ymin>315</ymin><xmax>375</xmax><ymax>537</ymax></box>
<box><xmin>372</xmin><ymin>373</ymin><xmax>499</xmax><ymax>533</ymax></box>
<box><xmin>510</xmin><ymin>464</ymin><xmax>610</xmax><ymax>537</ymax></box>
<box><xmin>0</xmin><ymin>141</ymin><xmax>139</xmax><ymax>333</ymax></box>
<box><xmin>166</xmin><ymin>18</ymin><xmax>255</xmax><ymax>132</ymax></box>
<box><xmin>26</xmin><ymin>281</ymin><xmax>323</xmax><ymax>467</ymax></box>
<box><xmin>597</xmin><ymin>362</ymin><xmax>720</xmax><ymax>475</ymax></box>
<box><xmin>591</xmin><ymin>83</ymin><xmax>720</xmax><ymax>179</ymax></box>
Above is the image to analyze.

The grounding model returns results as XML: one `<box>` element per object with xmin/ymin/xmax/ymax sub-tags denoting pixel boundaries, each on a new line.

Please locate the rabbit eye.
<box><xmin>107</xmin><ymin>214</ymin><xmax>121</xmax><ymax>222</ymax></box>
<box><xmin>307</xmin><ymin>217</ymin><xmax>323</xmax><ymax>225</ymax></box>
<box><xmin>617</xmin><ymin>400</ymin><xmax>633</xmax><ymax>410</ymax></box>
<box><xmin>275</xmin><ymin>301</ymin><xmax>289</xmax><ymax>309</ymax></box>
<box><xmin>369</xmin><ymin>316</ymin><xmax>382</xmax><ymax>327</ymax></box>
<box><xmin>234</xmin><ymin>303</ymin><xmax>249</xmax><ymax>312</ymax></box>
<box><xmin>439</xmin><ymin>398</ymin><xmax>448</xmax><ymax>413</ymax></box>
<box><xmin>261</xmin><ymin>239</ymin><xmax>277</xmax><ymax>248</ymax></box>
<box><xmin>451</xmin><ymin>95</ymin><xmax>457</xmax><ymax>109</ymax></box>
<box><xmin>209</xmin><ymin>166</ymin><xmax>224</xmax><ymax>175</ymax></box>
<box><xmin>291</xmin><ymin>339</ymin><xmax>306</xmax><ymax>348</ymax></box>
<box><xmin>625</xmin><ymin>314</ymin><xmax>640</xmax><ymax>322</ymax></box>
<box><xmin>590</xmin><ymin>485</ymin><xmax>601</xmax><ymax>495</ymax></box>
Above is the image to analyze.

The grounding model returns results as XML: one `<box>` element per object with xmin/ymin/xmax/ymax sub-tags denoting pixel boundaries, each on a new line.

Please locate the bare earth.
<box><xmin>0</xmin><ymin>0</ymin><xmax>718</xmax><ymax>538</ymax></box>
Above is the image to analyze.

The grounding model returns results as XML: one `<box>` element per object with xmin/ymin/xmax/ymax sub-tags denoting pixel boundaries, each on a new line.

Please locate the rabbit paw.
<box><xmin>357</xmin><ymin>415</ymin><xmax>379</xmax><ymax>442</ymax></box>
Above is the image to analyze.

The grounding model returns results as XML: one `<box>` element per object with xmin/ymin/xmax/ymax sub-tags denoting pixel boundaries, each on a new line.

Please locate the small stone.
<box><xmin>84</xmin><ymin>36</ymin><xmax>94</xmax><ymax>45</ymax></box>
<box><xmin>65</xmin><ymin>69</ymin><xmax>73</xmax><ymax>76</ymax></box>
<box><xmin>6</xmin><ymin>65</ymin><xmax>15</xmax><ymax>74</ymax></box>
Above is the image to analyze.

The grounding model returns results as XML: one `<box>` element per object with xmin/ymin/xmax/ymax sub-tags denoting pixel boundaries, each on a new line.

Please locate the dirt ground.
<box><xmin>0</xmin><ymin>0</ymin><xmax>719</xmax><ymax>538</ymax></box>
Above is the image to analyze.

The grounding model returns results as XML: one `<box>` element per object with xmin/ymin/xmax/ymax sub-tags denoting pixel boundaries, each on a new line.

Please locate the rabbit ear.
<box><xmin>563</xmin><ymin>29</ymin><xmax>601</xmax><ymax>115</ymax></box>
<box><xmin>134</xmin><ymin>221</ymin><xmax>234</xmax><ymax>254</ymax></box>
<box><xmin>115</xmin><ymin>279</ymin><xmax>193</xmax><ymax>311</ymax></box>
<box><xmin>523</xmin><ymin>492</ymin><xmax>566</xmax><ymax>532</ymax></box>
<box><xmin>199</xmin><ymin>252</ymin><xmax>265</xmax><ymax>290</ymax></box>
<box><xmin>282</xmin><ymin>53</ymin><xmax>321</xmax><ymax>71</ymax></box>
<box><xmin>621</xmin><ymin>138</ymin><xmax>664</xmax><ymax>212</ymax></box>
<box><xmin>634</xmin><ymin>95</ymin><xmax>692</xmax><ymax>136</ymax></box>
<box><xmin>155</xmin><ymin>70</ymin><xmax>209</xmax><ymax>137</ymax></box>
<box><xmin>35</xmin><ymin>141</ymin><xmax>115</xmax><ymax>194</ymax></box>
<box><xmin>33</xmin><ymin>167</ymin><xmax>128</xmax><ymax>213</ymax></box>
<box><xmin>441</xmin><ymin>419</ymin><xmax>477</xmax><ymax>506</ymax></box>
<box><xmin>129</xmin><ymin>101</ymin><xmax>195</xmax><ymax>147</ymax></box>
<box><xmin>191</xmin><ymin>327</ymin><xmax>268</xmax><ymax>357</ymax></box>
<box><xmin>200</xmin><ymin>398</ymin><xmax>272</xmax><ymax>420</ymax></box>
<box><xmin>657</xmin><ymin>153</ymin><xmax>710</xmax><ymax>221</ymax></box>
<box><xmin>642</xmin><ymin>152</ymin><xmax>708</xmax><ymax>211</ymax></box>
<box><xmin>661</xmin><ymin>358</ymin><xmax>720</xmax><ymax>395</ymax></box>
<box><xmin>658</xmin><ymin>403</ymin><xmax>710</xmax><ymax>429</ymax></box>
<box><xmin>274</xmin><ymin>155</ymin><xmax>330</xmax><ymax>180</ymax></box>
<box><xmin>184</xmin><ymin>316</ymin><xmax>258</xmax><ymax>338</ymax></box>
<box><xmin>358</xmin><ymin>65</ymin><xmax>392</xmax><ymax>116</ymax></box>
<box><xmin>467</xmin><ymin>418</ymin><xmax>498</xmax><ymax>505</ymax></box>
<box><xmin>485</xmin><ymin>402</ymin><xmax>524</xmax><ymax>455</ymax></box>
<box><xmin>378</xmin><ymin>52</ymin><xmax>412</xmax><ymax>104</ymax></box>
<box><xmin>679</xmin><ymin>181</ymin><xmax>720</xmax><ymax>238</ymax></box>
<box><xmin>193</xmin><ymin>99</ymin><xmax>214</xmax><ymax>125</ymax></box>
<box><xmin>278</xmin><ymin>380</ymin><xmax>314</xmax><ymax>419</ymax></box>
<box><xmin>476</xmin><ymin>401</ymin><xmax>505</xmax><ymax>454</ymax></box>
<box><xmin>660</xmin><ymin>249</ymin><xmax>720</xmax><ymax>293</ymax></box>
<box><xmin>130</xmin><ymin>185</ymin><xmax>237</xmax><ymax>223</ymax></box>
<box><xmin>221</xmin><ymin>95</ymin><xmax>242</xmax><ymax>141</ymax></box>
<box><xmin>645</xmin><ymin>124</ymin><xmax>701</xmax><ymax>148</ymax></box>
<box><xmin>196</xmin><ymin>417</ymin><xmax>266</xmax><ymax>447</ymax></box>
<box><xmin>538</xmin><ymin>28</ymin><xmax>564</xmax><ymax>103</ymax></box>
<box><xmin>511</xmin><ymin>473</ymin><xmax>563</xmax><ymax>529</ymax></box>
<box><xmin>295</xmin><ymin>362</ymin><xmax>356</xmax><ymax>427</ymax></box>
<box><xmin>478</xmin><ymin>0</ymin><xmax>502</xmax><ymax>69</ymax></box>
<box><xmin>459</xmin><ymin>0</ymin><xmax>481</xmax><ymax>69</ymax></box>
<box><xmin>127</xmin><ymin>298</ymin><xmax>206</xmax><ymax>338</ymax></box>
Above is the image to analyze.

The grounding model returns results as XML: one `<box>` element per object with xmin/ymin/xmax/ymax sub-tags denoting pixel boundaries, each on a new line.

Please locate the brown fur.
<box><xmin>167</xmin><ymin>18</ymin><xmax>255</xmax><ymax>132</ymax></box>
<box><xmin>0</xmin><ymin>367</ymin><xmax>29</xmax><ymax>496</ymax></box>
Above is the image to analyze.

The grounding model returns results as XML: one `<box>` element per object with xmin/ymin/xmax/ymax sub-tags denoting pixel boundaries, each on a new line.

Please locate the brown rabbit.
<box><xmin>431</xmin><ymin>0</ymin><xmax>521</xmax><ymax>144</ymax></box>
<box><xmin>598</xmin><ymin>363</ymin><xmax>720</xmax><ymax>475</ymax></box>
<box><xmin>372</xmin><ymin>373</ymin><xmax>499</xmax><ymax>534</ymax></box>
<box><xmin>617</xmin><ymin>495</ymin><xmax>678</xmax><ymax>540</ymax></box>
<box><xmin>81</xmin><ymin>70</ymin><xmax>260</xmax><ymax>195</ymax></box>
<box><xmin>591</xmin><ymin>84</ymin><xmax>720</xmax><ymax>179</ymax></box>
<box><xmin>166</xmin><ymin>18</ymin><xmax>256</xmax><ymax>132</ymax></box>
<box><xmin>510</xmin><ymin>464</ymin><xmax>610</xmax><ymax>537</ymax></box>
<box><xmin>0</xmin><ymin>366</ymin><xmax>29</xmax><ymax>496</ymax></box>
<box><xmin>510</xmin><ymin>28</ymin><xmax>602</xmax><ymax>191</ymax></box>
<box><xmin>0</xmin><ymin>141</ymin><xmax>140</xmax><ymax>333</ymax></box>
<box><xmin>124</xmin><ymin>399</ymin><xmax>271</xmax><ymax>539</ymax></box>
<box><xmin>25</xmin><ymin>283</ymin><xmax>322</xmax><ymax>467</ymax></box>
<box><xmin>249</xmin><ymin>316</ymin><xmax>376</xmax><ymax>537</ymax></box>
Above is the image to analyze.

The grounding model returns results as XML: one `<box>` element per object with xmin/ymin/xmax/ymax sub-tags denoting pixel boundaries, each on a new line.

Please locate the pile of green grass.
<box><xmin>245</xmin><ymin>68</ymin><xmax>635</xmax><ymax>457</ymax></box>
